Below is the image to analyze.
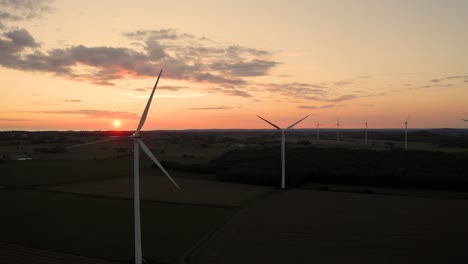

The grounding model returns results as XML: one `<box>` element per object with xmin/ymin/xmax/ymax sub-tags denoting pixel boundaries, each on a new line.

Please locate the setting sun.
<box><xmin>113</xmin><ymin>120</ymin><xmax>121</xmax><ymax>128</ymax></box>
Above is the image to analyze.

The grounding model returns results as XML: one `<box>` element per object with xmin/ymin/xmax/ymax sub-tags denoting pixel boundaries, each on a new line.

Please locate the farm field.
<box><xmin>189</xmin><ymin>188</ymin><xmax>468</xmax><ymax>264</ymax></box>
<box><xmin>39</xmin><ymin>174</ymin><xmax>273</xmax><ymax>207</ymax></box>
<box><xmin>303</xmin><ymin>183</ymin><xmax>468</xmax><ymax>199</ymax></box>
<box><xmin>1</xmin><ymin>129</ymin><xmax>468</xmax><ymax>263</ymax></box>
<box><xmin>0</xmin><ymin>188</ymin><xmax>233</xmax><ymax>263</ymax></box>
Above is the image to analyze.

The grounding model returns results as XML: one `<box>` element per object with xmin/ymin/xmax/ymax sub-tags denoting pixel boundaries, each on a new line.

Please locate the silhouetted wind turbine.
<box><xmin>403</xmin><ymin>116</ymin><xmax>410</xmax><ymax>149</ymax></box>
<box><xmin>316</xmin><ymin>122</ymin><xmax>322</xmax><ymax>140</ymax></box>
<box><xmin>364</xmin><ymin>120</ymin><xmax>368</xmax><ymax>145</ymax></box>
<box><xmin>67</xmin><ymin>70</ymin><xmax>179</xmax><ymax>264</ymax></box>
<box><xmin>463</xmin><ymin>119</ymin><xmax>468</xmax><ymax>122</ymax></box>
<box><xmin>334</xmin><ymin>117</ymin><xmax>341</xmax><ymax>142</ymax></box>
<box><xmin>257</xmin><ymin>115</ymin><xmax>309</xmax><ymax>189</ymax></box>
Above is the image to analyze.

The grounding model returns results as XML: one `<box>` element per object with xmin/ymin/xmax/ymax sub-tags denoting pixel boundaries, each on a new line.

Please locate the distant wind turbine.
<box><xmin>316</xmin><ymin>122</ymin><xmax>322</xmax><ymax>140</ymax></box>
<box><xmin>364</xmin><ymin>120</ymin><xmax>368</xmax><ymax>145</ymax></box>
<box><xmin>463</xmin><ymin>119</ymin><xmax>468</xmax><ymax>122</ymax></box>
<box><xmin>334</xmin><ymin>117</ymin><xmax>341</xmax><ymax>142</ymax></box>
<box><xmin>403</xmin><ymin>116</ymin><xmax>410</xmax><ymax>149</ymax></box>
<box><xmin>257</xmin><ymin>115</ymin><xmax>309</xmax><ymax>189</ymax></box>
<box><xmin>67</xmin><ymin>70</ymin><xmax>179</xmax><ymax>264</ymax></box>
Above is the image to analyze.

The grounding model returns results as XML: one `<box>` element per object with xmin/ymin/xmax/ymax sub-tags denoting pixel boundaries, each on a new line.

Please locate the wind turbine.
<box><xmin>403</xmin><ymin>116</ymin><xmax>410</xmax><ymax>149</ymax></box>
<box><xmin>463</xmin><ymin>119</ymin><xmax>468</xmax><ymax>122</ymax></box>
<box><xmin>334</xmin><ymin>117</ymin><xmax>341</xmax><ymax>142</ymax></box>
<box><xmin>364</xmin><ymin>120</ymin><xmax>368</xmax><ymax>145</ymax></box>
<box><xmin>316</xmin><ymin>122</ymin><xmax>322</xmax><ymax>140</ymax></box>
<box><xmin>67</xmin><ymin>69</ymin><xmax>179</xmax><ymax>264</ymax></box>
<box><xmin>257</xmin><ymin>115</ymin><xmax>309</xmax><ymax>189</ymax></box>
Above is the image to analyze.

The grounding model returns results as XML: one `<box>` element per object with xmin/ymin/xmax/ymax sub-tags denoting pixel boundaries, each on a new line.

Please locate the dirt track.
<box><xmin>188</xmin><ymin>188</ymin><xmax>468</xmax><ymax>264</ymax></box>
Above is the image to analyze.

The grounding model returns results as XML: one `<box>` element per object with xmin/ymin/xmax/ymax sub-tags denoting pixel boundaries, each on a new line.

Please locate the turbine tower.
<box><xmin>67</xmin><ymin>70</ymin><xmax>179</xmax><ymax>264</ymax></box>
<box><xmin>335</xmin><ymin>117</ymin><xmax>340</xmax><ymax>142</ymax></box>
<box><xmin>316</xmin><ymin>122</ymin><xmax>322</xmax><ymax>140</ymax></box>
<box><xmin>257</xmin><ymin>115</ymin><xmax>309</xmax><ymax>189</ymax></box>
<box><xmin>364</xmin><ymin>120</ymin><xmax>368</xmax><ymax>145</ymax></box>
<box><xmin>403</xmin><ymin>116</ymin><xmax>409</xmax><ymax>149</ymax></box>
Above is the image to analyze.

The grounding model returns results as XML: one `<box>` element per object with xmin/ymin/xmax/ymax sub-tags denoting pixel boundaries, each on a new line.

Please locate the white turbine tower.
<box><xmin>67</xmin><ymin>69</ymin><xmax>179</xmax><ymax>264</ymax></box>
<box><xmin>335</xmin><ymin>117</ymin><xmax>341</xmax><ymax>142</ymax></box>
<box><xmin>364</xmin><ymin>120</ymin><xmax>368</xmax><ymax>145</ymax></box>
<box><xmin>257</xmin><ymin>115</ymin><xmax>309</xmax><ymax>189</ymax></box>
<box><xmin>403</xmin><ymin>116</ymin><xmax>410</xmax><ymax>149</ymax></box>
<box><xmin>316</xmin><ymin>122</ymin><xmax>322</xmax><ymax>140</ymax></box>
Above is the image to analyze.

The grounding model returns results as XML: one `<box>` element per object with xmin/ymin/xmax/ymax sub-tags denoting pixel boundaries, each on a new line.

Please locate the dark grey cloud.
<box><xmin>0</xmin><ymin>0</ymin><xmax>52</xmax><ymax>28</ymax></box>
<box><xmin>0</xmin><ymin>29</ymin><xmax>39</xmax><ymax>57</ymax></box>
<box><xmin>225</xmin><ymin>45</ymin><xmax>271</xmax><ymax>57</ymax></box>
<box><xmin>209</xmin><ymin>59</ymin><xmax>277</xmax><ymax>77</ymax></box>
<box><xmin>63</xmin><ymin>99</ymin><xmax>82</xmax><ymax>103</ymax></box>
<box><xmin>4</xmin><ymin>28</ymin><xmax>39</xmax><ymax>47</ymax></box>
<box><xmin>193</xmin><ymin>72</ymin><xmax>245</xmax><ymax>86</ymax></box>
<box><xmin>298</xmin><ymin>104</ymin><xmax>334</xmax><ymax>109</ymax></box>
<box><xmin>188</xmin><ymin>106</ymin><xmax>232</xmax><ymax>110</ymax></box>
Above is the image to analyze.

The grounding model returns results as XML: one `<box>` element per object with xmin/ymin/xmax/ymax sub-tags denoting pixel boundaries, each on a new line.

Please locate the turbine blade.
<box><xmin>65</xmin><ymin>136</ymin><xmax>131</xmax><ymax>149</ymax></box>
<box><xmin>136</xmin><ymin>69</ymin><xmax>163</xmax><ymax>133</ymax></box>
<box><xmin>286</xmin><ymin>115</ymin><xmax>309</xmax><ymax>130</ymax></box>
<box><xmin>138</xmin><ymin>139</ymin><xmax>180</xmax><ymax>189</ymax></box>
<box><xmin>256</xmin><ymin>115</ymin><xmax>281</xmax><ymax>130</ymax></box>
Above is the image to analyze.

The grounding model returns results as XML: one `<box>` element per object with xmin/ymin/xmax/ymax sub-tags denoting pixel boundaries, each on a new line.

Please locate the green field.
<box><xmin>0</xmin><ymin>188</ymin><xmax>233</xmax><ymax>263</ymax></box>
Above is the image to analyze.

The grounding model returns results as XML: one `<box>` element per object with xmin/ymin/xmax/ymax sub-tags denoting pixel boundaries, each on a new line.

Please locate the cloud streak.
<box><xmin>188</xmin><ymin>106</ymin><xmax>232</xmax><ymax>110</ymax></box>
<box><xmin>18</xmin><ymin>109</ymin><xmax>139</xmax><ymax>119</ymax></box>
<box><xmin>0</xmin><ymin>118</ymin><xmax>32</xmax><ymax>122</ymax></box>
<box><xmin>298</xmin><ymin>104</ymin><xmax>334</xmax><ymax>109</ymax></box>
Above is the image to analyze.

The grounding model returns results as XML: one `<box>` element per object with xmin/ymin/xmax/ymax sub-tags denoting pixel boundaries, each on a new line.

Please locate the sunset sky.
<box><xmin>1</xmin><ymin>0</ymin><xmax>467</xmax><ymax>130</ymax></box>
